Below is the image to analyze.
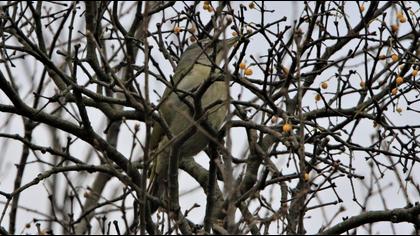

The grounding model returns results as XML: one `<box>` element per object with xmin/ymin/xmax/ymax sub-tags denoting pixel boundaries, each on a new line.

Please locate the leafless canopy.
<box><xmin>0</xmin><ymin>1</ymin><xmax>420</xmax><ymax>235</ymax></box>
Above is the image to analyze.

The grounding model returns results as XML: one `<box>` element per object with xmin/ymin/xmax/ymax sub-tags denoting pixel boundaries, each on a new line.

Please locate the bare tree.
<box><xmin>0</xmin><ymin>1</ymin><xmax>419</xmax><ymax>235</ymax></box>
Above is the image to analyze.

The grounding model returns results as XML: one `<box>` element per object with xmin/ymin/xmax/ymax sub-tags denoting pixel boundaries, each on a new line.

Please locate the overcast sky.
<box><xmin>0</xmin><ymin>1</ymin><xmax>418</xmax><ymax>234</ymax></box>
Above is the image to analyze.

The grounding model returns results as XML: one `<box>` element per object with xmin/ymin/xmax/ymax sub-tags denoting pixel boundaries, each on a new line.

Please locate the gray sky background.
<box><xmin>0</xmin><ymin>1</ymin><xmax>418</xmax><ymax>234</ymax></box>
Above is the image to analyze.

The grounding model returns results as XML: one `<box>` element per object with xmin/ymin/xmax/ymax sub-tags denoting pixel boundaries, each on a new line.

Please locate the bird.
<box><xmin>147</xmin><ymin>37</ymin><xmax>238</xmax><ymax>212</ymax></box>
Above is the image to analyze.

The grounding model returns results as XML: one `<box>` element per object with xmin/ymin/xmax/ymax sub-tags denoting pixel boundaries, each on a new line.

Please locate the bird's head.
<box><xmin>187</xmin><ymin>37</ymin><xmax>238</xmax><ymax>66</ymax></box>
<box><xmin>201</xmin><ymin>36</ymin><xmax>238</xmax><ymax>54</ymax></box>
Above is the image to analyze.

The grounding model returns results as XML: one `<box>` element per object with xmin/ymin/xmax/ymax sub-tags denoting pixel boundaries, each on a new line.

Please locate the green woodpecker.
<box><xmin>147</xmin><ymin>37</ymin><xmax>237</xmax><ymax>211</ymax></box>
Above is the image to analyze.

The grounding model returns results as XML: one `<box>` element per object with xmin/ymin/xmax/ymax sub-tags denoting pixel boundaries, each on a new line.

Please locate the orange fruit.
<box><xmin>173</xmin><ymin>26</ymin><xmax>181</xmax><ymax>34</ymax></box>
<box><xmin>399</xmin><ymin>16</ymin><xmax>407</xmax><ymax>23</ymax></box>
<box><xmin>282</xmin><ymin>122</ymin><xmax>292</xmax><ymax>133</ymax></box>
<box><xmin>391</xmin><ymin>54</ymin><xmax>399</xmax><ymax>62</ymax></box>
<box><xmin>244</xmin><ymin>68</ymin><xmax>253</xmax><ymax>76</ymax></box>
<box><xmin>391</xmin><ymin>24</ymin><xmax>399</xmax><ymax>32</ymax></box>
<box><xmin>239</xmin><ymin>62</ymin><xmax>246</xmax><ymax>70</ymax></box>
<box><xmin>391</xmin><ymin>87</ymin><xmax>398</xmax><ymax>95</ymax></box>
<box><xmin>395</xmin><ymin>76</ymin><xmax>404</xmax><ymax>85</ymax></box>
<box><xmin>412</xmin><ymin>69</ymin><xmax>418</xmax><ymax>77</ymax></box>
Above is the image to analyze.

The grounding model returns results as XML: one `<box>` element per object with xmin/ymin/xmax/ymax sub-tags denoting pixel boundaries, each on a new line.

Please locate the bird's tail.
<box><xmin>147</xmin><ymin>153</ymin><xmax>168</xmax><ymax>213</ymax></box>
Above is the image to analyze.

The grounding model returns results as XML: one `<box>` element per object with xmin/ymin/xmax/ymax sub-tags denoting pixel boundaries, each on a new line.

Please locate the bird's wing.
<box><xmin>150</xmin><ymin>46</ymin><xmax>198</xmax><ymax>149</ymax></box>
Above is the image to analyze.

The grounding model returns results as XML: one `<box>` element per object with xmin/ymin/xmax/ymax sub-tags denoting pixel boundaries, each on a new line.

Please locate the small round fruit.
<box><xmin>396</xmin><ymin>107</ymin><xmax>403</xmax><ymax>113</ymax></box>
<box><xmin>315</xmin><ymin>94</ymin><xmax>321</xmax><ymax>101</ymax></box>
<box><xmin>239</xmin><ymin>62</ymin><xmax>247</xmax><ymax>70</ymax></box>
<box><xmin>244</xmin><ymin>68</ymin><xmax>253</xmax><ymax>76</ymax></box>
<box><xmin>188</xmin><ymin>26</ymin><xmax>196</xmax><ymax>33</ymax></box>
<box><xmin>173</xmin><ymin>26</ymin><xmax>181</xmax><ymax>34</ymax></box>
<box><xmin>359</xmin><ymin>4</ymin><xmax>365</xmax><ymax>12</ymax></box>
<box><xmin>391</xmin><ymin>53</ymin><xmax>399</xmax><ymax>62</ymax></box>
<box><xmin>321</xmin><ymin>81</ymin><xmax>328</xmax><ymax>89</ymax></box>
<box><xmin>395</xmin><ymin>76</ymin><xmax>404</xmax><ymax>85</ymax></box>
<box><xmin>391</xmin><ymin>87</ymin><xmax>398</xmax><ymax>96</ymax></box>
<box><xmin>412</xmin><ymin>69</ymin><xmax>418</xmax><ymax>77</ymax></box>
<box><xmin>391</xmin><ymin>24</ymin><xmax>399</xmax><ymax>32</ymax></box>
<box><xmin>249</xmin><ymin>2</ymin><xmax>255</xmax><ymax>9</ymax></box>
<box><xmin>399</xmin><ymin>16</ymin><xmax>407</xmax><ymax>23</ymax></box>
<box><xmin>283</xmin><ymin>123</ymin><xmax>292</xmax><ymax>133</ymax></box>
